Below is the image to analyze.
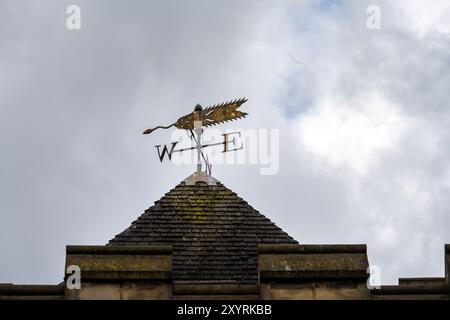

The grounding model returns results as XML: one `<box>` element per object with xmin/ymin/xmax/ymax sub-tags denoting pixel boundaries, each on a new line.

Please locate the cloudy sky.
<box><xmin>1</xmin><ymin>0</ymin><xmax>450</xmax><ymax>285</ymax></box>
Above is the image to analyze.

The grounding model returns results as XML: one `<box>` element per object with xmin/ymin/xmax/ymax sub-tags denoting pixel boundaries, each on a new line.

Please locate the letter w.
<box><xmin>155</xmin><ymin>142</ymin><xmax>178</xmax><ymax>162</ymax></box>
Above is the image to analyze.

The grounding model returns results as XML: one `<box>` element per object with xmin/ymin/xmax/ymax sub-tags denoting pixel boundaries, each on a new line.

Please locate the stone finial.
<box><xmin>182</xmin><ymin>171</ymin><xmax>219</xmax><ymax>186</ymax></box>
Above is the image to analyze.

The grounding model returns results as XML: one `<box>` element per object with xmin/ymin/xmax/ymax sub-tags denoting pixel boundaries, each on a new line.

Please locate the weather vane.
<box><xmin>143</xmin><ymin>98</ymin><xmax>248</xmax><ymax>174</ymax></box>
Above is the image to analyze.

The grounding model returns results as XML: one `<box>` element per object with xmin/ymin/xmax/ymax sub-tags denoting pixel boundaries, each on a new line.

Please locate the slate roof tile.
<box><xmin>108</xmin><ymin>174</ymin><xmax>297</xmax><ymax>284</ymax></box>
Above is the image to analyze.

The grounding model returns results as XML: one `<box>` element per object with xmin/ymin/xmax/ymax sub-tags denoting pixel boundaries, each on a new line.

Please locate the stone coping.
<box><xmin>174</xmin><ymin>284</ymin><xmax>259</xmax><ymax>295</ymax></box>
<box><xmin>259</xmin><ymin>270</ymin><xmax>369</xmax><ymax>280</ymax></box>
<box><xmin>259</xmin><ymin>244</ymin><xmax>367</xmax><ymax>254</ymax></box>
<box><xmin>0</xmin><ymin>284</ymin><xmax>64</xmax><ymax>295</ymax></box>
<box><xmin>399</xmin><ymin>277</ymin><xmax>447</xmax><ymax>286</ymax></box>
<box><xmin>372</xmin><ymin>285</ymin><xmax>450</xmax><ymax>295</ymax></box>
<box><xmin>67</xmin><ymin>245</ymin><xmax>172</xmax><ymax>255</ymax></box>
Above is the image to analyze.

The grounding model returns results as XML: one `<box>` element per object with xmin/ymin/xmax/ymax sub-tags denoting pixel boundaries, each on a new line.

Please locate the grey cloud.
<box><xmin>1</xmin><ymin>0</ymin><xmax>449</xmax><ymax>285</ymax></box>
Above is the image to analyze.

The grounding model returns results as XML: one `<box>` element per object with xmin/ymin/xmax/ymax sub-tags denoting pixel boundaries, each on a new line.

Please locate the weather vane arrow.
<box><xmin>143</xmin><ymin>98</ymin><xmax>248</xmax><ymax>174</ymax></box>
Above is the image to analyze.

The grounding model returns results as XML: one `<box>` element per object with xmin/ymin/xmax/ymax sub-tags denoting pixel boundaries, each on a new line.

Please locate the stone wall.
<box><xmin>1</xmin><ymin>244</ymin><xmax>449</xmax><ymax>300</ymax></box>
<box><xmin>64</xmin><ymin>245</ymin><xmax>172</xmax><ymax>300</ymax></box>
<box><xmin>446</xmin><ymin>244</ymin><xmax>449</xmax><ymax>286</ymax></box>
<box><xmin>258</xmin><ymin>244</ymin><xmax>371</xmax><ymax>300</ymax></box>
<box><xmin>372</xmin><ymin>245</ymin><xmax>450</xmax><ymax>300</ymax></box>
<box><xmin>0</xmin><ymin>284</ymin><xmax>64</xmax><ymax>300</ymax></box>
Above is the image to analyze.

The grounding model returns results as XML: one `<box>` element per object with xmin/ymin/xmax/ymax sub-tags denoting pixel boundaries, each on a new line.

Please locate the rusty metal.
<box><xmin>144</xmin><ymin>98</ymin><xmax>248</xmax><ymax>175</ymax></box>
<box><xmin>143</xmin><ymin>98</ymin><xmax>248</xmax><ymax>134</ymax></box>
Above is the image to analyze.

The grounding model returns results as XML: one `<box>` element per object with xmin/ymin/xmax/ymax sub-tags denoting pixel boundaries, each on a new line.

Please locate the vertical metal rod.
<box><xmin>194</xmin><ymin>104</ymin><xmax>203</xmax><ymax>172</ymax></box>
<box><xmin>195</xmin><ymin>126</ymin><xmax>202</xmax><ymax>172</ymax></box>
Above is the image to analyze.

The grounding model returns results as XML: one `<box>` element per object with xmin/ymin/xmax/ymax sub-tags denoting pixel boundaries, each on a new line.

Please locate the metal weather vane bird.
<box><xmin>143</xmin><ymin>98</ymin><xmax>248</xmax><ymax>175</ymax></box>
<box><xmin>143</xmin><ymin>98</ymin><xmax>248</xmax><ymax>134</ymax></box>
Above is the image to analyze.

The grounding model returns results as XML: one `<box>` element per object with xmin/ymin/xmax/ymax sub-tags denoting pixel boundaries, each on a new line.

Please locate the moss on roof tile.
<box><xmin>109</xmin><ymin>174</ymin><xmax>297</xmax><ymax>284</ymax></box>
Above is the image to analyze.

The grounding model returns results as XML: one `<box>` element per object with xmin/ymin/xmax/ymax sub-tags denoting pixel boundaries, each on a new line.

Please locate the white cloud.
<box><xmin>391</xmin><ymin>0</ymin><xmax>450</xmax><ymax>37</ymax></box>
<box><xmin>297</xmin><ymin>92</ymin><xmax>411</xmax><ymax>174</ymax></box>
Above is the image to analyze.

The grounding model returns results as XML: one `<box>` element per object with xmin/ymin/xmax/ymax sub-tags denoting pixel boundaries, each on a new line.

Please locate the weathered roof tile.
<box><xmin>108</xmin><ymin>173</ymin><xmax>297</xmax><ymax>284</ymax></box>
